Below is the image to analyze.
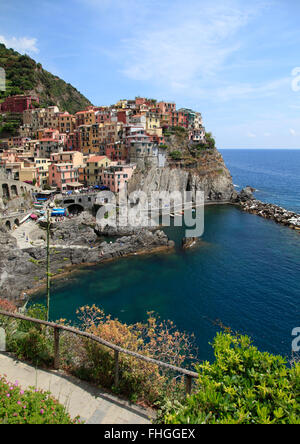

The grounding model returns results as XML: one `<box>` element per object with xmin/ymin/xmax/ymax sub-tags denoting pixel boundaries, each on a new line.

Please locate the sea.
<box><xmin>33</xmin><ymin>149</ymin><xmax>300</xmax><ymax>363</ymax></box>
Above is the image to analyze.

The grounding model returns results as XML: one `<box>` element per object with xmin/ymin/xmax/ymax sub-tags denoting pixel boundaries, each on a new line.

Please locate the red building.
<box><xmin>117</xmin><ymin>110</ymin><xmax>127</xmax><ymax>124</ymax></box>
<box><xmin>95</xmin><ymin>108</ymin><xmax>111</xmax><ymax>124</ymax></box>
<box><xmin>66</xmin><ymin>131</ymin><xmax>81</xmax><ymax>151</ymax></box>
<box><xmin>105</xmin><ymin>143</ymin><xmax>127</xmax><ymax>162</ymax></box>
<box><xmin>0</xmin><ymin>95</ymin><xmax>39</xmax><ymax>113</ymax></box>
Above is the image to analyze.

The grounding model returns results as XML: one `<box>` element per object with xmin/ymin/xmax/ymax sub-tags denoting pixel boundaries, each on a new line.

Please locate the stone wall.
<box><xmin>0</xmin><ymin>179</ymin><xmax>38</xmax><ymax>200</ymax></box>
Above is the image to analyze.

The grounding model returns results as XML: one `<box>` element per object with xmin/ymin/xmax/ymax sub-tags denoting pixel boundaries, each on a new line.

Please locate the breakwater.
<box><xmin>239</xmin><ymin>198</ymin><xmax>300</xmax><ymax>231</ymax></box>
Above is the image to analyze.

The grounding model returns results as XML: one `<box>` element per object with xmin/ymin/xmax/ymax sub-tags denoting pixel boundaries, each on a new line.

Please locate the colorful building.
<box><xmin>84</xmin><ymin>155</ymin><xmax>111</xmax><ymax>186</ymax></box>
<box><xmin>0</xmin><ymin>95</ymin><xmax>39</xmax><ymax>113</ymax></box>
<box><xmin>49</xmin><ymin>163</ymin><xmax>80</xmax><ymax>191</ymax></box>
<box><xmin>100</xmin><ymin>163</ymin><xmax>136</xmax><ymax>193</ymax></box>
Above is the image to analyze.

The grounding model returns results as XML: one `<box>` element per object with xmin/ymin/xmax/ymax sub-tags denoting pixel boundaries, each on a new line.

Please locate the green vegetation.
<box><xmin>158</xmin><ymin>333</ymin><xmax>300</xmax><ymax>424</ymax></box>
<box><xmin>169</xmin><ymin>150</ymin><xmax>182</xmax><ymax>161</ymax></box>
<box><xmin>0</xmin><ymin>303</ymin><xmax>196</xmax><ymax>405</ymax></box>
<box><xmin>172</xmin><ymin>126</ymin><xmax>187</xmax><ymax>134</ymax></box>
<box><xmin>0</xmin><ymin>113</ymin><xmax>23</xmax><ymax>137</ymax></box>
<box><xmin>0</xmin><ymin>375</ymin><xmax>81</xmax><ymax>424</ymax></box>
<box><xmin>0</xmin><ymin>43</ymin><xmax>92</xmax><ymax>114</ymax></box>
<box><xmin>1</xmin><ymin>302</ymin><xmax>298</xmax><ymax>423</ymax></box>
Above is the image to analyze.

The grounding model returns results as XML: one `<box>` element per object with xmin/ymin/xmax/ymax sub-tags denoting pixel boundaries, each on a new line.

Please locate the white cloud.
<box><xmin>247</xmin><ymin>132</ymin><xmax>256</xmax><ymax>138</ymax></box>
<box><xmin>289</xmin><ymin>128</ymin><xmax>296</xmax><ymax>136</ymax></box>
<box><xmin>118</xmin><ymin>1</ymin><xmax>268</xmax><ymax>95</ymax></box>
<box><xmin>0</xmin><ymin>35</ymin><xmax>39</xmax><ymax>55</ymax></box>
<box><xmin>212</xmin><ymin>77</ymin><xmax>291</xmax><ymax>101</ymax></box>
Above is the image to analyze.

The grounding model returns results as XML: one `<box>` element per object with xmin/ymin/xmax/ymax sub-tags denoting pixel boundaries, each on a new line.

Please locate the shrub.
<box><xmin>0</xmin><ymin>299</ymin><xmax>17</xmax><ymax>313</ymax></box>
<box><xmin>0</xmin><ymin>375</ymin><xmax>81</xmax><ymax>424</ymax></box>
<box><xmin>205</xmin><ymin>132</ymin><xmax>216</xmax><ymax>149</ymax></box>
<box><xmin>5</xmin><ymin>305</ymin><xmax>53</xmax><ymax>367</ymax></box>
<box><xmin>169</xmin><ymin>151</ymin><xmax>182</xmax><ymax>161</ymax></box>
<box><xmin>72</xmin><ymin>306</ymin><xmax>197</xmax><ymax>404</ymax></box>
<box><xmin>0</xmin><ymin>304</ymin><xmax>196</xmax><ymax>406</ymax></box>
<box><xmin>159</xmin><ymin>333</ymin><xmax>300</xmax><ymax>424</ymax></box>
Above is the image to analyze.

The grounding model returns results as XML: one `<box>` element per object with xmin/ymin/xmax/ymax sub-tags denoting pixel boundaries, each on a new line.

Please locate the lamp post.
<box><xmin>46</xmin><ymin>209</ymin><xmax>51</xmax><ymax>321</ymax></box>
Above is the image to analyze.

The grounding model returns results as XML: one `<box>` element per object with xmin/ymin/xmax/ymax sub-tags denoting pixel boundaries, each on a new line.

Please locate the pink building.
<box><xmin>157</xmin><ymin>101</ymin><xmax>176</xmax><ymax>114</ymax></box>
<box><xmin>100</xmin><ymin>164</ymin><xmax>136</xmax><ymax>193</ymax></box>
<box><xmin>42</xmin><ymin>129</ymin><xmax>60</xmax><ymax>140</ymax></box>
<box><xmin>49</xmin><ymin>163</ymin><xmax>80</xmax><ymax>191</ymax></box>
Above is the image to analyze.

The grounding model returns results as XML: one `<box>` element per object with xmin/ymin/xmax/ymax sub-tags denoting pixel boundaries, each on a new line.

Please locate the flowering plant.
<box><xmin>0</xmin><ymin>375</ymin><xmax>81</xmax><ymax>424</ymax></box>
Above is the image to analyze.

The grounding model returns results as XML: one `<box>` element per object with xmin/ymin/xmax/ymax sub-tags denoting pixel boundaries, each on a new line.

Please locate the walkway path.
<box><xmin>11</xmin><ymin>220</ymin><xmax>45</xmax><ymax>249</ymax></box>
<box><xmin>0</xmin><ymin>353</ymin><xmax>152</xmax><ymax>424</ymax></box>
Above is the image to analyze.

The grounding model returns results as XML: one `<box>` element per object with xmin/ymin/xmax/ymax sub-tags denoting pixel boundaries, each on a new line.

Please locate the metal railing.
<box><xmin>0</xmin><ymin>310</ymin><xmax>198</xmax><ymax>395</ymax></box>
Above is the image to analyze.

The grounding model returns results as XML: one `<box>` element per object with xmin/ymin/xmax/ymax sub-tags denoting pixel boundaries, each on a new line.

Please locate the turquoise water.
<box><xmin>34</xmin><ymin>150</ymin><xmax>300</xmax><ymax>362</ymax></box>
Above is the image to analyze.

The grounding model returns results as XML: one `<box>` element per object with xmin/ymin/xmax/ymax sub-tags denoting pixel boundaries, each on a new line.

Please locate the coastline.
<box><xmin>21</xmin><ymin>242</ymin><xmax>175</xmax><ymax>301</ymax></box>
<box><xmin>3</xmin><ymin>190</ymin><xmax>299</xmax><ymax>307</ymax></box>
<box><xmin>237</xmin><ymin>198</ymin><xmax>300</xmax><ymax>232</ymax></box>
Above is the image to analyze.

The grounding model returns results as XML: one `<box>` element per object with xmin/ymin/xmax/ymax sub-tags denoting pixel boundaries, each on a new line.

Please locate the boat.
<box><xmin>33</xmin><ymin>202</ymin><xmax>43</xmax><ymax>209</ymax></box>
<box><xmin>19</xmin><ymin>213</ymin><xmax>31</xmax><ymax>224</ymax></box>
<box><xmin>51</xmin><ymin>208</ymin><xmax>67</xmax><ymax>217</ymax></box>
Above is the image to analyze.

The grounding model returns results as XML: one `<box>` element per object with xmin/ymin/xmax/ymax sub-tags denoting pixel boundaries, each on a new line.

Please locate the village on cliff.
<box><xmin>0</xmin><ymin>95</ymin><xmax>205</xmax><ymax>196</ymax></box>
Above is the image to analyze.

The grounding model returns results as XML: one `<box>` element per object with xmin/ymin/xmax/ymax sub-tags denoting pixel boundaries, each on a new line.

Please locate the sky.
<box><xmin>0</xmin><ymin>0</ymin><xmax>300</xmax><ymax>149</ymax></box>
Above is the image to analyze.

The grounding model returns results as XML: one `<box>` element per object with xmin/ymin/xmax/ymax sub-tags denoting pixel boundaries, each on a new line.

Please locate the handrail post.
<box><xmin>185</xmin><ymin>375</ymin><xmax>192</xmax><ymax>396</ymax></box>
<box><xmin>54</xmin><ymin>327</ymin><xmax>60</xmax><ymax>370</ymax></box>
<box><xmin>114</xmin><ymin>350</ymin><xmax>119</xmax><ymax>387</ymax></box>
<box><xmin>0</xmin><ymin>310</ymin><xmax>198</xmax><ymax>383</ymax></box>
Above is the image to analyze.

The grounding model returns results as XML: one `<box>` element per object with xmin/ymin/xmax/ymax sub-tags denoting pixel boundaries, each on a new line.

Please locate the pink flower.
<box><xmin>6</xmin><ymin>393</ymin><xmax>10</xmax><ymax>397</ymax></box>
<box><xmin>20</xmin><ymin>390</ymin><xmax>24</xmax><ymax>395</ymax></box>
<box><xmin>40</xmin><ymin>409</ymin><xmax>44</xmax><ymax>414</ymax></box>
<box><xmin>17</xmin><ymin>401</ymin><xmax>21</xmax><ymax>405</ymax></box>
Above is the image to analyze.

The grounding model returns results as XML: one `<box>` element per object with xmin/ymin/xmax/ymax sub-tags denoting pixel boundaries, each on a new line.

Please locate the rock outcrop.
<box><xmin>235</xmin><ymin>188</ymin><xmax>300</xmax><ymax>231</ymax></box>
<box><xmin>128</xmin><ymin>147</ymin><xmax>235</xmax><ymax>203</ymax></box>
<box><xmin>0</xmin><ymin>224</ymin><xmax>175</xmax><ymax>302</ymax></box>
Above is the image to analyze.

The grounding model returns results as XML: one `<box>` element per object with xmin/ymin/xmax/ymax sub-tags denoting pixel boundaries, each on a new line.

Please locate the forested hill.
<box><xmin>0</xmin><ymin>43</ymin><xmax>92</xmax><ymax>114</ymax></box>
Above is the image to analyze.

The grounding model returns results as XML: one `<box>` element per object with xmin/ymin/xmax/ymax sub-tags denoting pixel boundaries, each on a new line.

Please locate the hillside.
<box><xmin>0</xmin><ymin>43</ymin><xmax>92</xmax><ymax>114</ymax></box>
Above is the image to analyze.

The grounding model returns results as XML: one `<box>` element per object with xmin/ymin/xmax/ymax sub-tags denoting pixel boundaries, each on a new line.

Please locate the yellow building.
<box><xmin>58</xmin><ymin>112</ymin><xmax>75</xmax><ymax>133</ymax></box>
<box><xmin>84</xmin><ymin>155</ymin><xmax>111</xmax><ymax>185</ymax></box>
<box><xmin>19</xmin><ymin>165</ymin><xmax>37</xmax><ymax>184</ymax></box>
<box><xmin>79</xmin><ymin>122</ymin><xmax>120</xmax><ymax>155</ymax></box>
<box><xmin>146</xmin><ymin>112</ymin><xmax>163</xmax><ymax>137</ymax></box>
<box><xmin>115</xmin><ymin>100</ymin><xmax>128</xmax><ymax>109</ymax></box>
<box><xmin>35</xmin><ymin>158</ymin><xmax>51</xmax><ymax>188</ymax></box>
<box><xmin>76</xmin><ymin>110</ymin><xmax>96</xmax><ymax>127</ymax></box>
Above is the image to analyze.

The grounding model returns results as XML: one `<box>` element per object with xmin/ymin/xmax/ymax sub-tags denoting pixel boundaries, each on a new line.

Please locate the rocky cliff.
<box><xmin>0</xmin><ymin>218</ymin><xmax>174</xmax><ymax>302</ymax></box>
<box><xmin>128</xmin><ymin>130</ymin><xmax>235</xmax><ymax>203</ymax></box>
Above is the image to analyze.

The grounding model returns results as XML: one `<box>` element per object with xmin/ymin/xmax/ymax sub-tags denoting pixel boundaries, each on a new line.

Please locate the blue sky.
<box><xmin>0</xmin><ymin>0</ymin><xmax>300</xmax><ymax>148</ymax></box>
